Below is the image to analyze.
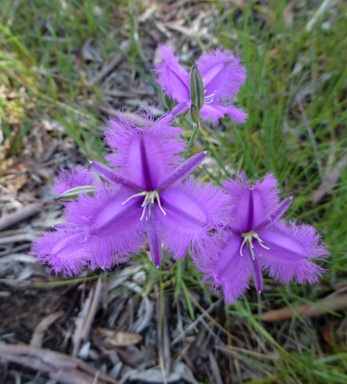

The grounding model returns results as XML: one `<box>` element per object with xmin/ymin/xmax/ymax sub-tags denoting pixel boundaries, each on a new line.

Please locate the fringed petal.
<box><xmin>157</xmin><ymin>151</ymin><xmax>206</xmax><ymax>192</ymax></box>
<box><xmin>197</xmin><ymin>49</ymin><xmax>246</xmax><ymax>102</ymax></box>
<box><xmin>154</xmin><ymin>45</ymin><xmax>190</xmax><ymax>103</ymax></box>
<box><xmin>146</xmin><ymin>206</ymin><xmax>162</xmax><ymax>268</ymax></box>
<box><xmin>258</xmin><ymin>221</ymin><xmax>328</xmax><ymax>284</ymax></box>
<box><xmin>223</xmin><ymin>173</ymin><xmax>280</xmax><ymax>232</ymax></box>
<box><xmin>251</xmin><ymin>256</ymin><xmax>263</xmax><ymax>293</ymax></box>
<box><xmin>171</xmin><ymin>101</ymin><xmax>190</xmax><ymax>117</ymax></box>
<box><xmin>194</xmin><ymin>234</ymin><xmax>252</xmax><ymax>304</ymax></box>
<box><xmin>200</xmin><ymin>103</ymin><xmax>247</xmax><ymax>125</ymax></box>
<box><xmin>65</xmin><ymin>186</ymin><xmax>145</xmax><ymax>267</ymax></box>
<box><xmin>159</xmin><ymin>179</ymin><xmax>230</xmax><ymax>259</ymax></box>
<box><xmin>90</xmin><ymin>161</ymin><xmax>141</xmax><ymax>191</ymax></box>
<box><xmin>31</xmin><ymin>228</ymin><xmax>90</xmax><ymax>276</ymax></box>
<box><xmin>105</xmin><ymin>113</ymin><xmax>185</xmax><ymax>189</ymax></box>
<box><xmin>254</xmin><ymin>197</ymin><xmax>293</xmax><ymax>231</ymax></box>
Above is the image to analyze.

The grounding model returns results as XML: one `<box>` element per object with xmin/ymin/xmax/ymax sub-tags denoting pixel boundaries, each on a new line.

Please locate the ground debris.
<box><xmin>0</xmin><ymin>344</ymin><xmax>118</xmax><ymax>384</ymax></box>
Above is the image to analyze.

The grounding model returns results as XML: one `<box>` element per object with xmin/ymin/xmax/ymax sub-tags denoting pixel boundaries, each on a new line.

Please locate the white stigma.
<box><xmin>204</xmin><ymin>92</ymin><xmax>215</xmax><ymax>104</ymax></box>
<box><xmin>122</xmin><ymin>190</ymin><xmax>166</xmax><ymax>220</ymax></box>
<box><xmin>240</xmin><ymin>231</ymin><xmax>270</xmax><ymax>259</ymax></box>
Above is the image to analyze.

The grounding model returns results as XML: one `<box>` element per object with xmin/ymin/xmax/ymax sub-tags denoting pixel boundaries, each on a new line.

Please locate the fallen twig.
<box><xmin>0</xmin><ymin>203</ymin><xmax>41</xmax><ymax>231</ymax></box>
<box><xmin>260</xmin><ymin>293</ymin><xmax>347</xmax><ymax>322</ymax></box>
<box><xmin>72</xmin><ymin>278</ymin><xmax>103</xmax><ymax>357</ymax></box>
<box><xmin>30</xmin><ymin>311</ymin><xmax>64</xmax><ymax>348</ymax></box>
<box><xmin>0</xmin><ymin>233</ymin><xmax>39</xmax><ymax>245</ymax></box>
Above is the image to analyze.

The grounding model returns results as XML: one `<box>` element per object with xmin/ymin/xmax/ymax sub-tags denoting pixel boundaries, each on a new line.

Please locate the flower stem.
<box><xmin>196</xmin><ymin>130</ymin><xmax>230</xmax><ymax>177</ymax></box>
<box><xmin>183</xmin><ymin>117</ymin><xmax>230</xmax><ymax>177</ymax></box>
<box><xmin>183</xmin><ymin>122</ymin><xmax>199</xmax><ymax>159</ymax></box>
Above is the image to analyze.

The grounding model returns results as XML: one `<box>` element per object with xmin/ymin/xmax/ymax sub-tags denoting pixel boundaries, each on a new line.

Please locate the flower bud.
<box><xmin>189</xmin><ymin>64</ymin><xmax>204</xmax><ymax>110</ymax></box>
<box><xmin>57</xmin><ymin>185</ymin><xmax>95</xmax><ymax>202</ymax></box>
<box><xmin>190</xmin><ymin>103</ymin><xmax>201</xmax><ymax>123</ymax></box>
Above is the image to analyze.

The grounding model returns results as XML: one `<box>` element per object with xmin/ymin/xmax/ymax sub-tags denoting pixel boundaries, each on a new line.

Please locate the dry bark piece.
<box><xmin>0</xmin><ymin>203</ymin><xmax>41</xmax><ymax>231</ymax></box>
<box><xmin>127</xmin><ymin>367</ymin><xmax>181</xmax><ymax>383</ymax></box>
<box><xmin>0</xmin><ymin>344</ymin><xmax>118</xmax><ymax>384</ymax></box>
<box><xmin>0</xmin><ymin>233</ymin><xmax>39</xmax><ymax>245</ymax></box>
<box><xmin>127</xmin><ymin>362</ymin><xmax>199</xmax><ymax>384</ymax></box>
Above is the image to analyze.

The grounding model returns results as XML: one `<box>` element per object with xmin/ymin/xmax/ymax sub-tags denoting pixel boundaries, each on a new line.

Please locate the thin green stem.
<box><xmin>183</xmin><ymin>123</ymin><xmax>200</xmax><ymax>159</ymax></box>
<box><xmin>197</xmin><ymin>131</ymin><xmax>230</xmax><ymax>177</ymax></box>
<box><xmin>183</xmin><ymin>117</ymin><xmax>230</xmax><ymax>177</ymax></box>
<box><xmin>183</xmin><ymin>122</ymin><xmax>199</xmax><ymax>159</ymax></box>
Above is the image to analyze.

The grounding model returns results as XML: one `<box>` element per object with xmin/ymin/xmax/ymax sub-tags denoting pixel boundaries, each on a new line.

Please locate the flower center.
<box><xmin>240</xmin><ymin>231</ymin><xmax>269</xmax><ymax>259</ymax></box>
<box><xmin>122</xmin><ymin>190</ymin><xmax>166</xmax><ymax>220</ymax></box>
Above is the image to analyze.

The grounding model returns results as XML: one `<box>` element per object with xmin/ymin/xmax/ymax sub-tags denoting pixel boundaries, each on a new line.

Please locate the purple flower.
<box><xmin>32</xmin><ymin>113</ymin><xmax>228</xmax><ymax>274</ymax></box>
<box><xmin>154</xmin><ymin>45</ymin><xmax>247</xmax><ymax>124</ymax></box>
<box><xmin>193</xmin><ymin>173</ymin><xmax>328</xmax><ymax>304</ymax></box>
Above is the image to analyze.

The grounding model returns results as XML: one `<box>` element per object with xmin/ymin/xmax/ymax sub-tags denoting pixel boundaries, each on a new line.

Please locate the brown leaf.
<box><xmin>115</xmin><ymin>345</ymin><xmax>156</xmax><ymax>368</ymax></box>
<box><xmin>321</xmin><ymin>319</ymin><xmax>343</xmax><ymax>343</ymax></box>
<box><xmin>98</xmin><ymin>327</ymin><xmax>142</xmax><ymax>347</ymax></box>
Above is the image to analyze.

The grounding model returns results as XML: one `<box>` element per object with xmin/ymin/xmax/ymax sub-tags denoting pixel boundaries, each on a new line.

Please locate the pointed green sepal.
<box><xmin>189</xmin><ymin>64</ymin><xmax>204</xmax><ymax>110</ymax></box>
<box><xmin>57</xmin><ymin>185</ymin><xmax>95</xmax><ymax>202</ymax></box>
<box><xmin>161</xmin><ymin>89</ymin><xmax>175</xmax><ymax>111</ymax></box>
<box><xmin>190</xmin><ymin>103</ymin><xmax>201</xmax><ymax>123</ymax></box>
